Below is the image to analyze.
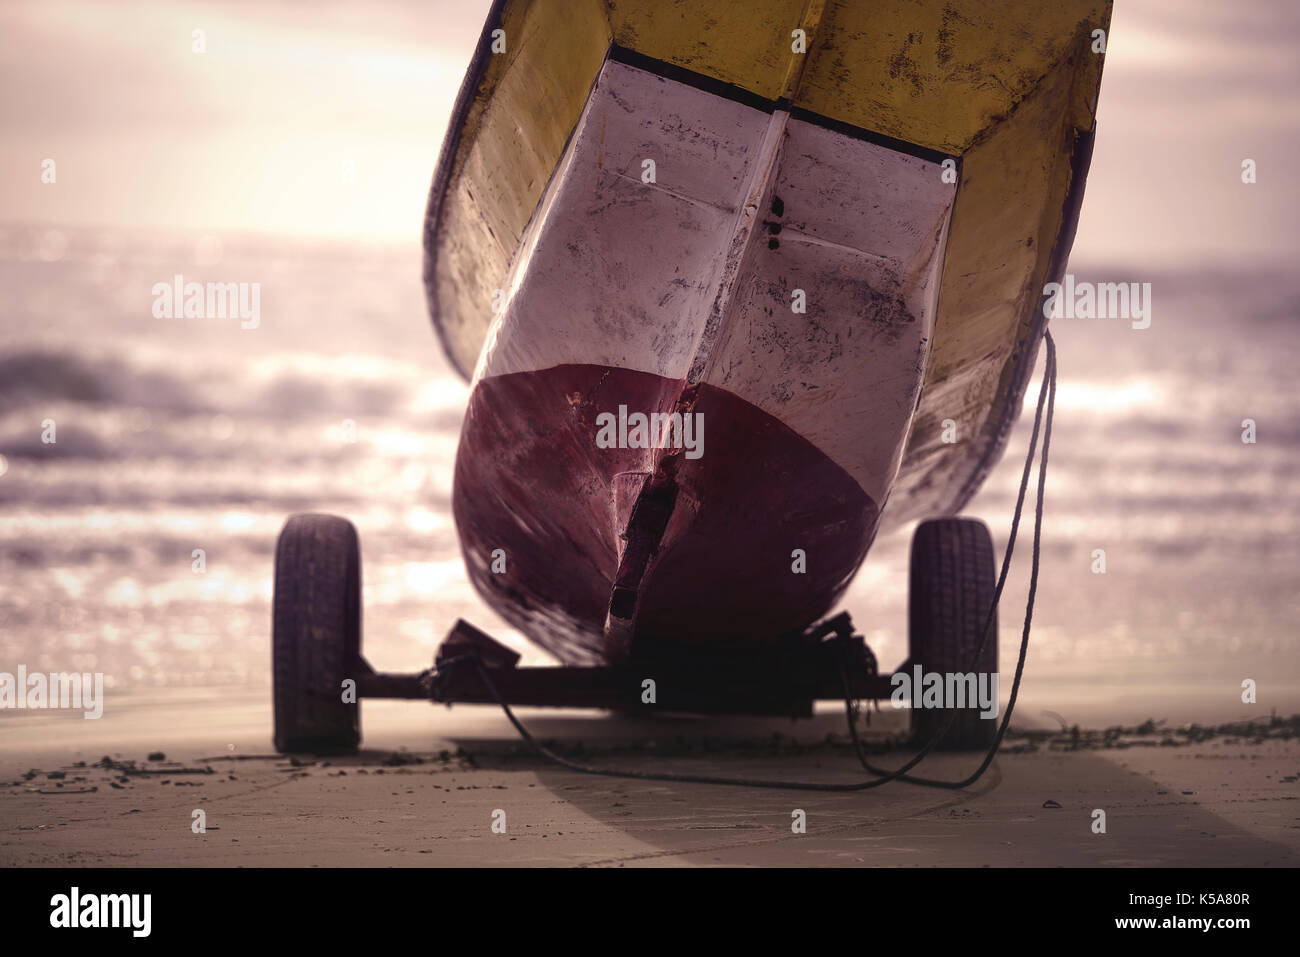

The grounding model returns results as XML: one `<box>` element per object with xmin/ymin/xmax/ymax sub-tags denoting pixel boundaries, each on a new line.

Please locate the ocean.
<box><xmin>2</xmin><ymin>224</ymin><xmax>1297</xmax><ymax>724</ymax></box>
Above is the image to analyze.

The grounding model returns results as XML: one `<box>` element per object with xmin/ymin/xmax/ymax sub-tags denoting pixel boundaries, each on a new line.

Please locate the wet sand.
<box><xmin>2</xmin><ymin>691</ymin><xmax>1297</xmax><ymax>867</ymax></box>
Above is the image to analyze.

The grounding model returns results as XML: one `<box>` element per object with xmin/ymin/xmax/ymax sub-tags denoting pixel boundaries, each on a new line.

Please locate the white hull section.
<box><xmin>477</xmin><ymin>58</ymin><xmax>956</xmax><ymax>507</ymax></box>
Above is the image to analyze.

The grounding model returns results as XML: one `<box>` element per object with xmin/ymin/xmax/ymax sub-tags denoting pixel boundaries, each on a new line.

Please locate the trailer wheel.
<box><xmin>907</xmin><ymin>517</ymin><xmax>999</xmax><ymax>751</ymax></box>
<box><xmin>272</xmin><ymin>513</ymin><xmax>362</xmax><ymax>753</ymax></box>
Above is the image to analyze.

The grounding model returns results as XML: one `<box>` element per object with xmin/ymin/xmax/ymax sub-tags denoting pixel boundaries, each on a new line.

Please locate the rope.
<box><xmin>462</xmin><ymin>330</ymin><xmax>1058</xmax><ymax>791</ymax></box>
<box><xmin>840</xmin><ymin>331</ymin><xmax>1056</xmax><ymax>788</ymax></box>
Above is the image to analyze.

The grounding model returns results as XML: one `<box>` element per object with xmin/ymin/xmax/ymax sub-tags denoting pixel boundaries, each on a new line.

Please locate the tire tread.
<box><xmin>908</xmin><ymin>517</ymin><xmax>998</xmax><ymax>751</ymax></box>
<box><xmin>272</xmin><ymin>513</ymin><xmax>361</xmax><ymax>753</ymax></box>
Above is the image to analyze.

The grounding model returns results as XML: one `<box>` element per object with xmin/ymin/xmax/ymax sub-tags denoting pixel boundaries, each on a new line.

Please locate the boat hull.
<box><xmin>425</xmin><ymin>0</ymin><xmax>1111</xmax><ymax>661</ymax></box>
<box><xmin>455</xmin><ymin>364</ymin><xmax>877</xmax><ymax>664</ymax></box>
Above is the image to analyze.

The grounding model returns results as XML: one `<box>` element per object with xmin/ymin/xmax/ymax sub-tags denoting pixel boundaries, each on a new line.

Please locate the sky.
<box><xmin>1</xmin><ymin>0</ymin><xmax>1296</xmax><ymax>268</ymax></box>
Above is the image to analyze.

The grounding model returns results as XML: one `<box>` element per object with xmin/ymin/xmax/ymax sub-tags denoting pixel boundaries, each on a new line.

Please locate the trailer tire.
<box><xmin>907</xmin><ymin>517</ymin><xmax>999</xmax><ymax>751</ymax></box>
<box><xmin>272</xmin><ymin>513</ymin><xmax>362</xmax><ymax>753</ymax></box>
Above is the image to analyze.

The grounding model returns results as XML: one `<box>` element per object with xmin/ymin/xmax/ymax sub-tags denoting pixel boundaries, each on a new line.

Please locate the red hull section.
<box><xmin>453</xmin><ymin>364</ymin><xmax>878</xmax><ymax>665</ymax></box>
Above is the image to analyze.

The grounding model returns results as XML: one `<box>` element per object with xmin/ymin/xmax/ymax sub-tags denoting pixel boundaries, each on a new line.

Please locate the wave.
<box><xmin>0</xmin><ymin>348</ymin><xmax>463</xmax><ymax>421</ymax></box>
<box><xmin>0</xmin><ymin>351</ymin><xmax>207</xmax><ymax>414</ymax></box>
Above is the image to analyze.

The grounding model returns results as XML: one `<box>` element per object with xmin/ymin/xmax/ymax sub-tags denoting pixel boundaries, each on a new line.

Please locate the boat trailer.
<box><xmin>271</xmin><ymin>512</ymin><xmax>1000</xmax><ymax>755</ymax></box>
<box><xmin>355</xmin><ymin>613</ymin><xmax>889</xmax><ymax>718</ymax></box>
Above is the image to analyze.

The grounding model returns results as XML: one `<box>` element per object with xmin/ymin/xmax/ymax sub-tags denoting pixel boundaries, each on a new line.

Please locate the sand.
<box><xmin>2</xmin><ymin>690</ymin><xmax>1297</xmax><ymax>867</ymax></box>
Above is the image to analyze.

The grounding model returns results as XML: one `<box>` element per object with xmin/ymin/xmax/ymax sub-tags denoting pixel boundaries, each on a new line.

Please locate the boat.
<box><xmin>423</xmin><ymin>0</ymin><xmax>1109</xmax><ymax>661</ymax></box>
<box><xmin>271</xmin><ymin>0</ymin><xmax>1110</xmax><ymax>754</ymax></box>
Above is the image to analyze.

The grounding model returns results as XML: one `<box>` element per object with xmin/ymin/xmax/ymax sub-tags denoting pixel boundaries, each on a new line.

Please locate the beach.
<box><xmin>2</xmin><ymin>690</ymin><xmax>1297</xmax><ymax>867</ymax></box>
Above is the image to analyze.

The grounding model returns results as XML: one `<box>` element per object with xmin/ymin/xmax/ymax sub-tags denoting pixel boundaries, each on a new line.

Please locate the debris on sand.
<box><xmin>124</xmin><ymin>766</ymin><xmax>213</xmax><ymax>777</ymax></box>
<box><xmin>1003</xmin><ymin>714</ymin><xmax>1299</xmax><ymax>753</ymax></box>
<box><xmin>383</xmin><ymin>750</ymin><xmax>424</xmax><ymax>767</ymax></box>
<box><xmin>196</xmin><ymin>754</ymin><xmax>282</xmax><ymax>762</ymax></box>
